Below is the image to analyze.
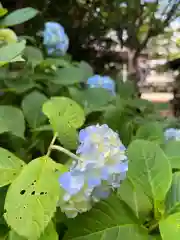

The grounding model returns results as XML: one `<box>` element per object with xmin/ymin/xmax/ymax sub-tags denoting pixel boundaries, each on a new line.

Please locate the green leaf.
<box><xmin>0</xmin><ymin>8</ymin><xmax>38</xmax><ymax>27</ymax></box>
<box><xmin>51</xmin><ymin>66</ymin><xmax>85</xmax><ymax>85</ymax></box>
<box><xmin>41</xmin><ymin>58</ymin><xmax>71</xmax><ymax>68</ymax></box>
<box><xmin>0</xmin><ymin>106</ymin><xmax>25</xmax><ymax>138</ymax></box>
<box><xmin>32</xmin><ymin>125</ymin><xmax>52</xmax><ymax>132</ymax></box>
<box><xmin>21</xmin><ymin>91</ymin><xmax>48</xmax><ymax>129</ymax></box>
<box><xmin>4</xmin><ymin>75</ymin><xmax>36</xmax><ymax>94</ymax></box>
<box><xmin>65</xmin><ymin>225</ymin><xmax>148</xmax><ymax>240</ymax></box>
<box><xmin>42</xmin><ymin>97</ymin><xmax>85</xmax><ymax>149</ymax></box>
<box><xmin>135</xmin><ymin>122</ymin><xmax>164</xmax><ymax>144</ymax></box>
<box><xmin>69</xmin><ymin>87</ymin><xmax>113</xmax><ymax>114</ymax></box>
<box><xmin>23</xmin><ymin>46</ymin><xmax>43</xmax><ymax>66</ymax></box>
<box><xmin>165</xmin><ymin>172</ymin><xmax>180</xmax><ymax>214</ymax></box>
<box><xmin>8</xmin><ymin>230</ymin><xmax>26</xmax><ymax>240</ymax></box>
<box><xmin>84</xmin><ymin>88</ymin><xmax>113</xmax><ymax>114</ymax></box>
<box><xmin>64</xmin><ymin>194</ymin><xmax>148</xmax><ymax>240</ymax></box>
<box><xmin>0</xmin><ymin>148</ymin><xmax>25</xmax><ymax>187</ymax></box>
<box><xmin>79</xmin><ymin>61</ymin><xmax>94</xmax><ymax>79</ymax></box>
<box><xmin>128</xmin><ymin>140</ymin><xmax>172</xmax><ymax>201</ymax></box>
<box><xmin>39</xmin><ymin>221</ymin><xmax>58</xmax><ymax>240</ymax></box>
<box><xmin>4</xmin><ymin>156</ymin><xmax>60</xmax><ymax>239</ymax></box>
<box><xmin>116</xmin><ymin>80</ymin><xmax>136</xmax><ymax>99</ymax></box>
<box><xmin>118</xmin><ymin>178</ymin><xmax>152</xmax><ymax>220</ymax></box>
<box><xmin>0</xmin><ymin>8</ymin><xmax>8</xmax><ymax>17</ymax></box>
<box><xmin>163</xmin><ymin>141</ymin><xmax>180</xmax><ymax>169</ymax></box>
<box><xmin>0</xmin><ymin>40</ymin><xmax>26</xmax><ymax>63</ymax></box>
<box><xmin>8</xmin><ymin>221</ymin><xmax>58</xmax><ymax>240</ymax></box>
<box><xmin>159</xmin><ymin>213</ymin><xmax>180</xmax><ymax>240</ymax></box>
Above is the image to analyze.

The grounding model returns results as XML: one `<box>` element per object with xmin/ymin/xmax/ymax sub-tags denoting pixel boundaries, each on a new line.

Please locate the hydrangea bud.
<box><xmin>164</xmin><ymin>128</ymin><xmax>180</xmax><ymax>141</ymax></box>
<box><xmin>59</xmin><ymin>124</ymin><xmax>128</xmax><ymax>218</ymax></box>
<box><xmin>87</xmin><ymin>75</ymin><xmax>116</xmax><ymax>95</ymax></box>
<box><xmin>43</xmin><ymin>21</ymin><xmax>69</xmax><ymax>56</ymax></box>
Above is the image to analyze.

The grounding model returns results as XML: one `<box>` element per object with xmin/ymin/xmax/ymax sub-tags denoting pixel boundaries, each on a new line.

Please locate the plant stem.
<box><xmin>46</xmin><ymin>133</ymin><xmax>58</xmax><ymax>157</ymax></box>
<box><xmin>50</xmin><ymin>145</ymin><xmax>82</xmax><ymax>162</ymax></box>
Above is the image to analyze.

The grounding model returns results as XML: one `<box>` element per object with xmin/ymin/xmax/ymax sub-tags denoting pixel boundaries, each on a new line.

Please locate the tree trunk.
<box><xmin>171</xmin><ymin>73</ymin><xmax>180</xmax><ymax>117</ymax></box>
<box><xmin>127</xmin><ymin>51</ymin><xmax>141</xmax><ymax>96</ymax></box>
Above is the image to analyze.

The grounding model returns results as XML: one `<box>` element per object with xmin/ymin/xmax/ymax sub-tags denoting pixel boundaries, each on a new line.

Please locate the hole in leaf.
<box><xmin>3</xmin><ymin>209</ymin><xmax>7</xmax><ymax>214</ymax></box>
<box><xmin>20</xmin><ymin>190</ymin><xmax>26</xmax><ymax>195</ymax></box>
<box><xmin>40</xmin><ymin>192</ymin><xmax>44</xmax><ymax>195</ymax></box>
<box><xmin>45</xmin><ymin>192</ymin><xmax>47</xmax><ymax>195</ymax></box>
<box><xmin>31</xmin><ymin>191</ymin><xmax>35</xmax><ymax>195</ymax></box>
<box><xmin>8</xmin><ymin>156</ymin><xmax>11</xmax><ymax>159</ymax></box>
<box><xmin>20</xmin><ymin>217</ymin><xmax>22</xmax><ymax>219</ymax></box>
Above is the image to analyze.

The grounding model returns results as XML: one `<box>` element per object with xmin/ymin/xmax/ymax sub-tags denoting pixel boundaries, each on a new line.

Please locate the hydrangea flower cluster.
<box><xmin>59</xmin><ymin>124</ymin><xmax>128</xmax><ymax>218</ymax></box>
<box><xmin>43</xmin><ymin>22</ymin><xmax>69</xmax><ymax>56</ymax></box>
<box><xmin>164</xmin><ymin>128</ymin><xmax>180</xmax><ymax>141</ymax></box>
<box><xmin>87</xmin><ymin>75</ymin><xmax>116</xmax><ymax>95</ymax></box>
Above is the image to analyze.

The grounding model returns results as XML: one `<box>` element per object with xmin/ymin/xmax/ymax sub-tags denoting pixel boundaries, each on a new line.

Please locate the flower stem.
<box><xmin>50</xmin><ymin>145</ymin><xmax>82</xmax><ymax>162</ymax></box>
<box><xmin>46</xmin><ymin>133</ymin><xmax>58</xmax><ymax>157</ymax></box>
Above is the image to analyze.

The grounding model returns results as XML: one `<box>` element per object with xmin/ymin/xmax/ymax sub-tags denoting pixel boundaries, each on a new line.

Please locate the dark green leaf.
<box><xmin>0</xmin><ymin>8</ymin><xmax>38</xmax><ymax>27</ymax></box>
<box><xmin>21</xmin><ymin>91</ymin><xmax>48</xmax><ymax>128</ymax></box>
<box><xmin>128</xmin><ymin>140</ymin><xmax>172</xmax><ymax>201</ymax></box>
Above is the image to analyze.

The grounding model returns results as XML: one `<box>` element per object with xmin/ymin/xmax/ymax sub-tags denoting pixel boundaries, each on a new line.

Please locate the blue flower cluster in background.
<box><xmin>43</xmin><ymin>22</ymin><xmax>69</xmax><ymax>56</ymax></box>
<box><xmin>87</xmin><ymin>75</ymin><xmax>116</xmax><ymax>95</ymax></box>
<box><xmin>164</xmin><ymin>128</ymin><xmax>180</xmax><ymax>141</ymax></box>
<box><xmin>59</xmin><ymin>124</ymin><xmax>128</xmax><ymax>218</ymax></box>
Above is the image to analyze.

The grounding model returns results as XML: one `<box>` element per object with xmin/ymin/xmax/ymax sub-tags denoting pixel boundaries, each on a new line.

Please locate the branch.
<box><xmin>164</xmin><ymin>1</ymin><xmax>180</xmax><ymax>26</ymax></box>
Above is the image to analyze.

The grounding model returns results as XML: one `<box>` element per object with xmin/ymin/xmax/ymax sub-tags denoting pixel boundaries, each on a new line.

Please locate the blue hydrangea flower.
<box><xmin>87</xmin><ymin>75</ymin><xmax>116</xmax><ymax>95</ymax></box>
<box><xmin>164</xmin><ymin>128</ymin><xmax>180</xmax><ymax>141</ymax></box>
<box><xmin>43</xmin><ymin>21</ymin><xmax>69</xmax><ymax>56</ymax></box>
<box><xmin>59</xmin><ymin>124</ymin><xmax>128</xmax><ymax>218</ymax></box>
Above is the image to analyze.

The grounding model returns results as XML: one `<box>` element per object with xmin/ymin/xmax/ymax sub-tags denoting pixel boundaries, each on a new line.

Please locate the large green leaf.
<box><xmin>0</xmin><ymin>106</ymin><xmax>25</xmax><ymax>138</ymax></box>
<box><xmin>159</xmin><ymin>213</ymin><xmax>180</xmax><ymax>240</ymax></box>
<box><xmin>4</xmin><ymin>75</ymin><xmax>36</xmax><ymax>94</ymax></box>
<box><xmin>165</xmin><ymin>172</ymin><xmax>180</xmax><ymax>214</ymax></box>
<box><xmin>135</xmin><ymin>122</ymin><xmax>164</xmax><ymax>144</ymax></box>
<box><xmin>163</xmin><ymin>141</ymin><xmax>180</xmax><ymax>169</ymax></box>
<box><xmin>69</xmin><ymin>87</ymin><xmax>113</xmax><ymax>114</ymax></box>
<box><xmin>23</xmin><ymin>46</ymin><xmax>43</xmax><ymax>67</ymax></box>
<box><xmin>0</xmin><ymin>8</ymin><xmax>38</xmax><ymax>27</ymax></box>
<box><xmin>21</xmin><ymin>91</ymin><xmax>48</xmax><ymax>129</ymax></box>
<box><xmin>64</xmin><ymin>194</ymin><xmax>148</xmax><ymax>240</ymax></box>
<box><xmin>118</xmin><ymin>178</ymin><xmax>152</xmax><ymax>220</ymax></box>
<box><xmin>0</xmin><ymin>40</ymin><xmax>26</xmax><ymax>63</ymax></box>
<box><xmin>79</xmin><ymin>61</ymin><xmax>94</xmax><ymax>79</ymax></box>
<box><xmin>51</xmin><ymin>66</ymin><xmax>85</xmax><ymax>85</ymax></box>
<box><xmin>128</xmin><ymin>140</ymin><xmax>172</xmax><ymax>202</ymax></box>
<box><xmin>8</xmin><ymin>221</ymin><xmax>58</xmax><ymax>240</ymax></box>
<box><xmin>4</xmin><ymin>156</ymin><xmax>61</xmax><ymax>239</ymax></box>
<box><xmin>42</xmin><ymin>97</ymin><xmax>85</xmax><ymax>149</ymax></box>
<box><xmin>0</xmin><ymin>148</ymin><xmax>25</xmax><ymax>187</ymax></box>
<box><xmin>65</xmin><ymin>225</ymin><xmax>148</xmax><ymax>240</ymax></box>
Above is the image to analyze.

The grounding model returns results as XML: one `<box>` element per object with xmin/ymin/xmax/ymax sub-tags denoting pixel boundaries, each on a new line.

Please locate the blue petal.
<box><xmin>87</xmin><ymin>176</ymin><xmax>101</xmax><ymax>188</ymax></box>
<box><xmin>59</xmin><ymin>172</ymin><xmax>84</xmax><ymax>195</ymax></box>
